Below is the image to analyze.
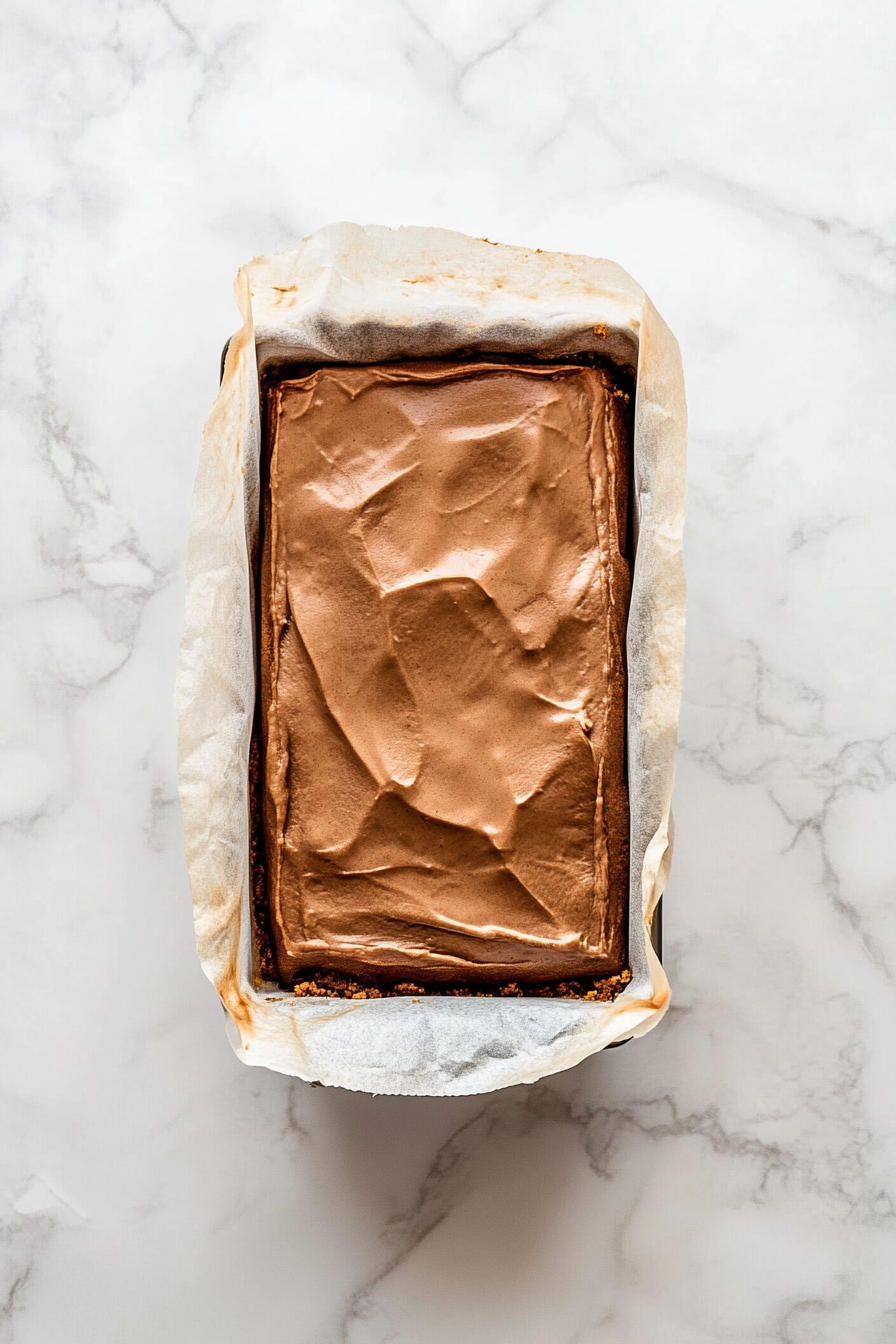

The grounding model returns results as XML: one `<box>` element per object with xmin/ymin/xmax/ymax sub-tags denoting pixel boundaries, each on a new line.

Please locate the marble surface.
<box><xmin>2</xmin><ymin>1</ymin><xmax>895</xmax><ymax>1339</ymax></box>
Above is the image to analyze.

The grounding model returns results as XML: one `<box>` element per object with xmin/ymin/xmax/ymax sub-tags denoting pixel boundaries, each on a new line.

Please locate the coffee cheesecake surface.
<box><xmin>258</xmin><ymin>360</ymin><xmax>631</xmax><ymax>987</ymax></box>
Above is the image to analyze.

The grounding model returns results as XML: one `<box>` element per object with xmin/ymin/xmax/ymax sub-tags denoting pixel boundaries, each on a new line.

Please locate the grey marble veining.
<box><xmin>2</xmin><ymin>2</ymin><xmax>895</xmax><ymax>1340</ymax></box>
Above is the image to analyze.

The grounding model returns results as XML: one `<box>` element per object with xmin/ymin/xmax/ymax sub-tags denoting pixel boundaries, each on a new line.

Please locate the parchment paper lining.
<box><xmin>176</xmin><ymin>223</ymin><xmax>687</xmax><ymax>1096</ymax></box>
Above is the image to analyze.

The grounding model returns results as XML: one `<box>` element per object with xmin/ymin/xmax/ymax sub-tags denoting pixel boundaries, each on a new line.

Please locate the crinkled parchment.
<box><xmin>175</xmin><ymin>223</ymin><xmax>687</xmax><ymax>1096</ymax></box>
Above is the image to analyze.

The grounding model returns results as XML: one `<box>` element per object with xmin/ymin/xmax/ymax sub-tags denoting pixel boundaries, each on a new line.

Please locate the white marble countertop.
<box><xmin>3</xmin><ymin>2</ymin><xmax>895</xmax><ymax>1340</ymax></box>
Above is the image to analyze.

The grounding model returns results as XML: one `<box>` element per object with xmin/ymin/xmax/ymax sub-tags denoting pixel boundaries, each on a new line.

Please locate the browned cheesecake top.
<box><xmin>258</xmin><ymin>361</ymin><xmax>631</xmax><ymax>987</ymax></box>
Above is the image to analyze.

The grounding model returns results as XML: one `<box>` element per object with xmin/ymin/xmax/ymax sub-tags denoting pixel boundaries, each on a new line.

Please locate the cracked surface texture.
<box><xmin>260</xmin><ymin>363</ymin><xmax>630</xmax><ymax>983</ymax></box>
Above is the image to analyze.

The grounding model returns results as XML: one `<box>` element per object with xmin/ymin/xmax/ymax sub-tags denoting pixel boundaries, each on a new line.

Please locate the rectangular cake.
<box><xmin>255</xmin><ymin>358</ymin><xmax>632</xmax><ymax>992</ymax></box>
